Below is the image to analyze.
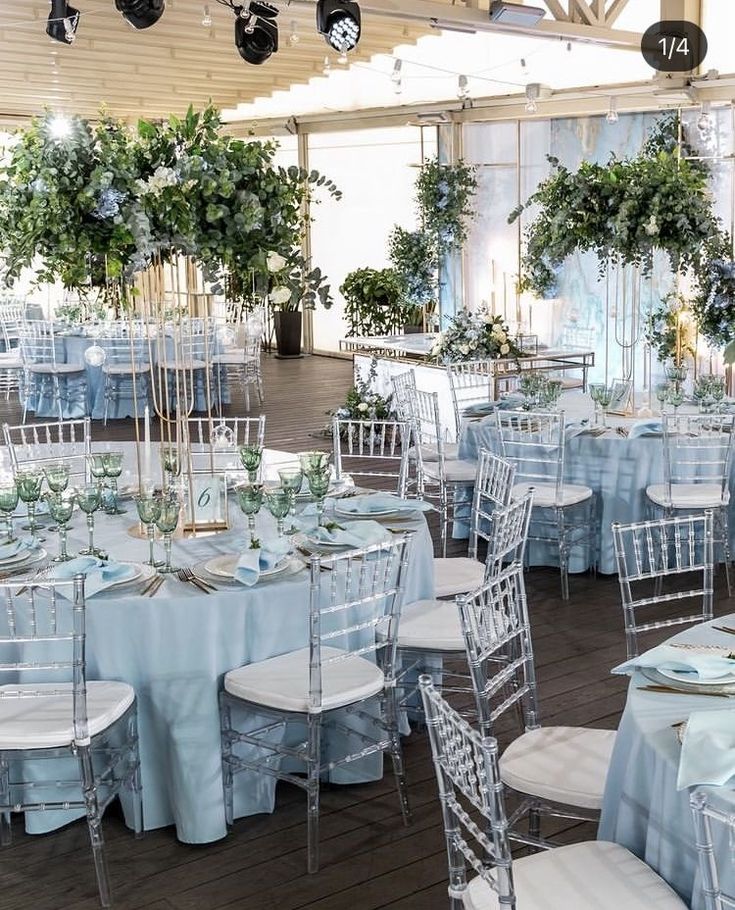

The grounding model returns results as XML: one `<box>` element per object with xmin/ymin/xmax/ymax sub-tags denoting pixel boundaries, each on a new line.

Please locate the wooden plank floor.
<box><xmin>0</xmin><ymin>352</ymin><xmax>731</xmax><ymax>910</ymax></box>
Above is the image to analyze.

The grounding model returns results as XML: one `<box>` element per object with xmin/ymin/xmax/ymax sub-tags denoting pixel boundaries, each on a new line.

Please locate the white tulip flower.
<box><xmin>266</xmin><ymin>251</ymin><xmax>287</xmax><ymax>273</ymax></box>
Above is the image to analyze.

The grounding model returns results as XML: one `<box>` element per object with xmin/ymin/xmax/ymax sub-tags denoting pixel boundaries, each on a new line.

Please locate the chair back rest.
<box><xmin>19</xmin><ymin>320</ymin><xmax>64</xmax><ymax>367</ymax></box>
<box><xmin>468</xmin><ymin>450</ymin><xmax>515</xmax><ymax>560</ymax></box>
<box><xmin>390</xmin><ymin>370</ymin><xmax>417</xmax><ymax>422</ymax></box>
<box><xmin>332</xmin><ymin>418</ymin><xmax>410</xmax><ymax>495</ymax></box>
<box><xmin>446</xmin><ymin>361</ymin><xmax>494</xmax><ymax>436</ymax></box>
<box><xmin>662</xmin><ymin>414</ymin><xmax>735</xmax><ymax>500</ymax></box>
<box><xmin>420</xmin><ymin>676</ymin><xmax>516</xmax><ymax>908</ymax></box>
<box><xmin>2</xmin><ymin>418</ymin><xmax>92</xmax><ymax>480</ymax></box>
<box><xmin>690</xmin><ymin>789</ymin><xmax>735</xmax><ymax>910</ymax></box>
<box><xmin>560</xmin><ymin>325</ymin><xmax>596</xmax><ymax>350</ymax></box>
<box><xmin>494</xmin><ymin>410</ymin><xmax>565</xmax><ymax>500</ymax></box>
<box><xmin>457</xmin><ymin>562</ymin><xmax>540</xmax><ymax>737</ymax></box>
<box><xmin>0</xmin><ymin>302</ymin><xmax>25</xmax><ymax>348</ymax></box>
<box><xmin>0</xmin><ymin>576</ymin><xmax>92</xmax><ymax>745</ymax></box>
<box><xmin>186</xmin><ymin>415</ymin><xmax>265</xmax><ymax>474</ymax></box>
<box><xmin>612</xmin><ymin>512</ymin><xmax>714</xmax><ymax>659</ymax></box>
<box><xmin>96</xmin><ymin>330</ymin><xmax>150</xmax><ymax>367</ymax></box>
<box><xmin>156</xmin><ymin>318</ymin><xmax>216</xmax><ymax>365</ymax></box>
<box><xmin>307</xmin><ymin>536</ymin><xmax>410</xmax><ymax>713</ymax></box>
<box><xmin>485</xmin><ymin>492</ymin><xmax>534</xmax><ymax>576</ymax></box>
<box><xmin>243</xmin><ymin>335</ymin><xmax>262</xmax><ymax>380</ymax></box>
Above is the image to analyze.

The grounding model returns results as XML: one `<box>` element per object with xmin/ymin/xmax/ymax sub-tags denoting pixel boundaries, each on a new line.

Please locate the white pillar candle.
<box><xmin>143</xmin><ymin>405</ymin><xmax>152</xmax><ymax>481</ymax></box>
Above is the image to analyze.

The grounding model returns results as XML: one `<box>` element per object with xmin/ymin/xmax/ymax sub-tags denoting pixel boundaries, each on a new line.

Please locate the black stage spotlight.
<box><xmin>114</xmin><ymin>0</ymin><xmax>165</xmax><ymax>30</ymax></box>
<box><xmin>234</xmin><ymin>2</ymin><xmax>279</xmax><ymax>65</ymax></box>
<box><xmin>316</xmin><ymin>0</ymin><xmax>361</xmax><ymax>53</ymax></box>
<box><xmin>46</xmin><ymin>0</ymin><xmax>80</xmax><ymax>44</ymax></box>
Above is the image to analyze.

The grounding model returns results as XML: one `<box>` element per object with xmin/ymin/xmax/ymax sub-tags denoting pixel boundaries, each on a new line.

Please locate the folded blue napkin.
<box><xmin>235</xmin><ymin>537</ymin><xmax>291</xmax><ymax>586</ymax></box>
<box><xmin>307</xmin><ymin>520</ymin><xmax>392</xmax><ymax>549</ymax></box>
<box><xmin>677</xmin><ymin>710</ymin><xmax>735</xmax><ymax>790</ymax></box>
<box><xmin>629</xmin><ymin>420</ymin><xmax>663</xmax><ymax>439</ymax></box>
<box><xmin>613</xmin><ymin>644</ymin><xmax>735</xmax><ymax>681</ymax></box>
<box><xmin>334</xmin><ymin>494</ymin><xmax>433</xmax><ymax>515</ymax></box>
<box><xmin>0</xmin><ymin>537</ymin><xmax>37</xmax><ymax>562</ymax></box>
<box><xmin>50</xmin><ymin>556</ymin><xmax>136</xmax><ymax>598</ymax></box>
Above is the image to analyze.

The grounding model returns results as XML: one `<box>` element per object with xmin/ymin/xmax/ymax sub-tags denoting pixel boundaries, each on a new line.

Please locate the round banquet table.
<box><xmin>598</xmin><ymin>617</ymin><xmax>735</xmax><ymax>909</ymax></box>
<box><xmin>456</xmin><ymin>391</ymin><xmax>735</xmax><ymax>574</ymax></box>
<box><xmin>11</xmin><ymin>444</ymin><xmax>435</xmax><ymax>843</ymax></box>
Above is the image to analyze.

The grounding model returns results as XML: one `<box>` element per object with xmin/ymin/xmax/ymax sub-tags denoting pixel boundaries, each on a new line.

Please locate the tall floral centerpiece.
<box><xmin>431</xmin><ymin>307</ymin><xmax>520</xmax><ymax>363</ymax></box>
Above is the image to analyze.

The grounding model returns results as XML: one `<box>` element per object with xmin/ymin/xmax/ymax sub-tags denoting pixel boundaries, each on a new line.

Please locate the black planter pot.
<box><xmin>403</xmin><ymin>323</ymin><xmax>423</xmax><ymax>335</ymax></box>
<box><xmin>274</xmin><ymin>310</ymin><xmax>302</xmax><ymax>357</ymax></box>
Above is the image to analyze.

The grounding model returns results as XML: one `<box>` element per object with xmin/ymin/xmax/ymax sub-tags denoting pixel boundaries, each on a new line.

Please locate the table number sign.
<box><xmin>183</xmin><ymin>473</ymin><xmax>229</xmax><ymax>532</ymax></box>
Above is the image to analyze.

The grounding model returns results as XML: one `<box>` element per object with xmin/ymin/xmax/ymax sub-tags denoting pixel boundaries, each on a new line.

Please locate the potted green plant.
<box><xmin>265</xmin><ymin>251</ymin><xmax>333</xmax><ymax>357</ymax></box>
<box><xmin>340</xmin><ymin>267</ymin><xmax>406</xmax><ymax>337</ymax></box>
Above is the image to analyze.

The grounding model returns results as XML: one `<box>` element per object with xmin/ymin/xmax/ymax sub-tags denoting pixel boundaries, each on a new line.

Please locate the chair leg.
<box><xmin>78</xmin><ymin>745</ymin><xmax>112</xmax><ymax>909</ymax></box>
<box><xmin>127</xmin><ymin>710</ymin><xmax>144</xmax><ymax>839</ymax></box>
<box><xmin>306</xmin><ymin>713</ymin><xmax>322</xmax><ymax>874</ymax></box>
<box><xmin>0</xmin><ymin>759</ymin><xmax>11</xmax><ymax>846</ymax></box>
<box><xmin>556</xmin><ymin>507</ymin><xmax>570</xmax><ymax>602</ymax></box>
<box><xmin>719</xmin><ymin>507</ymin><xmax>732</xmax><ymax>598</ymax></box>
<box><xmin>528</xmin><ymin>804</ymin><xmax>542</xmax><ymax>853</ymax></box>
<box><xmin>219</xmin><ymin>693</ymin><xmax>235</xmax><ymax>828</ymax></box>
<box><xmin>385</xmin><ymin>690</ymin><xmax>412</xmax><ymax>827</ymax></box>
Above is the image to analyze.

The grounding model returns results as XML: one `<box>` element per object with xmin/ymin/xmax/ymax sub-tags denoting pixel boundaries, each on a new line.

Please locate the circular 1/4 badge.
<box><xmin>641</xmin><ymin>20</ymin><xmax>708</xmax><ymax>73</ymax></box>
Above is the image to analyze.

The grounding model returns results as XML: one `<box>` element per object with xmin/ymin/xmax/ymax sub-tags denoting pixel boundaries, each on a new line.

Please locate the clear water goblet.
<box><xmin>45</xmin><ymin>491</ymin><xmax>75</xmax><ymax>562</ymax></box>
<box><xmin>154</xmin><ymin>492</ymin><xmax>181</xmax><ymax>575</ymax></box>
<box><xmin>76</xmin><ymin>484</ymin><xmax>107</xmax><ymax>559</ymax></box>
<box><xmin>306</xmin><ymin>467</ymin><xmax>331</xmax><ymax>527</ymax></box>
<box><xmin>101</xmin><ymin>451</ymin><xmax>125</xmax><ymax>515</ymax></box>
<box><xmin>278</xmin><ymin>467</ymin><xmax>303</xmax><ymax>518</ymax></box>
<box><xmin>15</xmin><ymin>467</ymin><xmax>45</xmax><ymax>538</ymax></box>
<box><xmin>0</xmin><ymin>483</ymin><xmax>19</xmax><ymax>542</ymax></box>
<box><xmin>236</xmin><ymin>484</ymin><xmax>264</xmax><ymax>547</ymax></box>
<box><xmin>134</xmin><ymin>492</ymin><xmax>164</xmax><ymax>568</ymax></box>
<box><xmin>265</xmin><ymin>487</ymin><xmax>293</xmax><ymax>537</ymax></box>
<box><xmin>238</xmin><ymin>445</ymin><xmax>263</xmax><ymax>483</ymax></box>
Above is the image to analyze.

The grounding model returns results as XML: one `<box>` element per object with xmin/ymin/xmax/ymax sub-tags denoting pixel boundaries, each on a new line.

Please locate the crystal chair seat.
<box><xmin>224</xmin><ymin>646</ymin><xmax>385</xmax><ymax>714</ymax></box>
<box><xmin>407</xmin><ymin>442</ymin><xmax>458</xmax><ymax>462</ymax></box>
<box><xmin>397</xmin><ymin>599</ymin><xmax>464</xmax><ymax>651</ymax></box>
<box><xmin>499</xmin><ymin>726</ymin><xmax>615</xmax><ymax>811</ymax></box>
<box><xmin>0</xmin><ymin>681</ymin><xmax>135</xmax><ymax>750</ymax></box>
<box><xmin>433</xmin><ymin>557</ymin><xmax>485</xmax><ymax>598</ymax></box>
<box><xmin>210</xmin><ymin>350</ymin><xmax>245</xmax><ymax>366</ymax></box>
<box><xmin>423</xmin><ymin>458</ymin><xmax>477</xmax><ymax>483</ymax></box>
<box><xmin>102</xmin><ymin>361</ymin><xmax>150</xmax><ymax>376</ymax></box>
<box><xmin>646</xmin><ymin>482</ymin><xmax>728</xmax><ymax>509</ymax></box>
<box><xmin>463</xmin><ymin>840</ymin><xmax>687</xmax><ymax>910</ymax></box>
<box><xmin>512</xmin><ymin>481</ymin><xmax>593</xmax><ymax>508</ymax></box>
<box><xmin>27</xmin><ymin>361</ymin><xmax>85</xmax><ymax>374</ymax></box>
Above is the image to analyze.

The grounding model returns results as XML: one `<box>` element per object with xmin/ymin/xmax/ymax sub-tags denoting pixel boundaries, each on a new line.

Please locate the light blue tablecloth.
<box><xmin>598</xmin><ymin>617</ymin><xmax>735</xmax><ymax>909</ymax></box>
<box><xmin>24</xmin><ymin>331</ymin><xmax>228</xmax><ymax>420</ymax></box>
<box><xmin>10</xmin><ymin>465</ymin><xmax>433</xmax><ymax>843</ymax></box>
<box><xmin>457</xmin><ymin>414</ymin><xmax>735</xmax><ymax>574</ymax></box>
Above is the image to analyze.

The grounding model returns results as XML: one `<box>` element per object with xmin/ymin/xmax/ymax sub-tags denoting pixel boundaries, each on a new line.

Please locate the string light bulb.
<box><xmin>288</xmin><ymin>19</ymin><xmax>299</xmax><ymax>45</ymax></box>
<box><xmin>457</xmin><ymin>74</ymin><xmax>470</xmax><ymax>101</ymax></box>
<box><xmin>201</xmin><ymin>4</ymin><xmax>212</xmax><ymax>26</ymax></box>
<box><xmin>525</xmin><ymin>83</ymin><xmax>540</xmax><ymax>114</ymax></box>
<box><xmin>391</xmin><ymin>58</ymin><xmax>403</xmax><ymax>94</ymax></box>
<box><xmin>520</xmin><ymin>57</ymin><xmax>529</xmax><ymax>76</ymax></box>
<box><xmin>606</xmin><ymin>97</ymin><xmax>619</xmax><ymax>124</ymax></box>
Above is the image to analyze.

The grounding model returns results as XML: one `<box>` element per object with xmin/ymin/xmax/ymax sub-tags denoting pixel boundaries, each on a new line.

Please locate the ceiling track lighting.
<box><xmin>489</xmin><ymin>1</ymin><xmax>545</xmax><ymax>27</ymax></box>
<box><xmin>234</xmin><ymin>1</ymin><xmax>279</xmax><ymax>66</ymax></box>
<box><xmin>47</xmin><ymin>0</ymin><xmax>80</xmax><ymax>44</ymax></box>
<box><xmin>391</xmin><ymin>58</ymin><xmax>402</xmax><ymax>94</ymax></box>
<box><xmin>317</xmin><ymin>0</ymin><xmax>361</xmax><ymax>55</ymax></box>
<box><xmin>114</xmin><ymin>0</ymin><xmax>166</xmax><ymax>30</ymax></box>
<box><xmin>606</xmin><ymin>97</ymin><xmax>619</xmax><ymax>124</ymax></box>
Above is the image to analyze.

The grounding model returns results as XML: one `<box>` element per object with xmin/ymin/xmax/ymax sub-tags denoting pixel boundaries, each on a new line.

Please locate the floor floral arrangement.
<box><xmin>431</xmin><ymin>307</ymin><xmax>520</xmax><ymax>363</ymax></box>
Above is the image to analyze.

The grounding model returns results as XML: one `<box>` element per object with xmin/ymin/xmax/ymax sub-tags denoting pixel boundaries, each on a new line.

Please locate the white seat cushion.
<box><xmin>211</xmin><ymin>351</ymin><xmax>245</xmax><ymax>366</ymax></box>
<box><xmin>408</xmin><ymin>443</ymin><xmax>459</xmax><ymax>463</ymax></box>
<box><xmin>398</xmin><ymin>599</ymin><xmax>464</xmax><ymax>651</ymax></box>
<box><xmin>0</xmin><ymin>681</ymin><xmax>135</xmax><ymax>750</ymax></box>
<box><xmin>27</xmin><ymin>362</ymin><xmax>85</xmax><ymax>375</ymax></box>
<box><xmin>512</xmin><ymin>481</ymin><xmax>593</xmax><ymax>508</ymax></box>
<box><xmin>646</xmin><ymin>482</ymin><xmax>728</xmax><ymax>509</ymax></box>
<box><xmin>464</xmin><ymin>840</ymin><xmax>687</xmax><ymax>910</ymax></box>
<box><xmin>425</xmin><ymin>459</ymin><xmax>477</xmax><ymax>483</ymax></box>
<box><xmin>224</xmin><ymin>646</ymin><xmax>384</xmax><ymax>714</ymax></box>
<box><xmin>166</xmin><ymin>360</ymin><xmax>208</xmax><ymax>371</ymax></box>
<box><xmin>499</xmin><ymin>726</ymin><xmax>615</xmax><ymax>810</ymax></box>
<box><xmin>434</xmin><ymin>557</ymin><xmax>485</xmax><ymax>598</ymax></box>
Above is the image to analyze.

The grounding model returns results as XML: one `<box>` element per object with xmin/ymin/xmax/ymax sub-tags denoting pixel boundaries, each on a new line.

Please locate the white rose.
<box><xmin>269</xmin><ymin>286</ymin><xmax>291</xmax><ymax>305</ymax></box>
<box><xmin>482</xmin><ymin>313</ymin><xmax>494</xmax><ymax>324</ymax></box>
<box><xmin>496</xmin><ymin>330</ymin><xmax>507</xmax><ymax>343</ymax></box>
<box><xmin>266</xmin><ymin>251</ymin><xmax>287</xmax><ymax>273</ymax></box>
<box><xmin>459</xmin><ymin>343</ymin><xmax>470</xmax><ymax>356</ymax></box>
<box><xmin>500</xmin><ymin>343</ymin><xmax>510</xmax><ymax>355</ymax></box>
<box><xmin>357</xmin><ymin>402</ymin><xmax>369</xmax><ymax>412</ymax></box>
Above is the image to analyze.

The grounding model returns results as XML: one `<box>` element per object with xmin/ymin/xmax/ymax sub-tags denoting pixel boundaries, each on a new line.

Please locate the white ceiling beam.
<box><xmin>541</xmin><ymin>1</ymin><xmax>571</xmax><ymax>21</ymax></box>
<box><xmin>569</xmin><ymin>0</ymin><xmax>601</xmax><ymax>25</ymax></box>
<box><xmin>604</xmin><ymin>0</ymin><xmax>630</xmax><ymax>28</ymax></box>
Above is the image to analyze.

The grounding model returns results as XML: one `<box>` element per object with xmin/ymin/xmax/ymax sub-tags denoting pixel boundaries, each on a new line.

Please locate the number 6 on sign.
<box><xmin>183</xmin><ymin>474</ymin><xmax>229</xmax><ymax>532</ymax></box>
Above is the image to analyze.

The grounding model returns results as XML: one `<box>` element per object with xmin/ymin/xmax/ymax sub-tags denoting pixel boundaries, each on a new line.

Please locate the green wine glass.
<box><xmin>595</xmin><ymin>386</ymin><xmax>614</xmax><ymax>428</ymax></box>
<box><xmin>297</xmin><ymin>451</ymin><xmax>330</xmax><ymax>474</ymax></box>
<box><xmin>265</xmin><ymin>487</ymin><xmax>293</xmax><ymax>537</ymax></box>
<box><xmin>667</xmin><ymin>385</ymin><xmax>685</xmax><ymax>415</ymax></box>
<box><xmin>101</xmin><ymin>451</ymin><xmax>125</xmax><ymax>515</ymax></box>
<box><xmin>45</xmin><ymin>491</ymin><xmax>75</xmax><ymax>562</ymax></box>
<box><xmin>306</xmin><ymin>467</ymin><xmax>331</xmax><ymax>528</ymax></box>
<box><xmin>162</xmin><ymin>445</ymin><xmax>181</xmax><ymax>492</ymax></box>
<box><xmin>134</xmin><ymin>492</ymin><xmax>164</xmax><ymax>568</ymax></box>
<box><xmin>76</xmin><ymin>484</ymin><xmax>107</xmax><ymax>559</ymax></box>
<box><xmin>44</xmin><ymin>462</ymin><xmax>70</xmax><ymax>493</ymax></box>
<box><xmin>154</xmin><ymin>492</ymin><xmax>181</xmax><ymax>574</ymax></box>
<box><xmin>236</xmin><ymin>483</ymin><xmax>264</xmax><ymax>546</ymax></box>
<box><xmin>655</xmin><ymin>382</ymin><xmax>670</xmax><ymax>414</ymax></box>
<box><xmin>238</xmin><ymin>445</ymin><xmax>263</xmax><ymax>483</ymax></box>
<box><xmin>278</xmin><ymin>467</ymin><xmax>303</xmax><ymax>519</ymax></box>
<box><xmin>0</xmin><ymin>483</ymin><xmax>19</xmax><ymax>542</ymax></box>
<box><xmin>15</xmin><ymin>467</ymin><xmax>45</xmax><ymax>538</ymax></box>
<box><xmin>88</xmin><ymin>453</ymin><xmax>107</xmax><ymax>486</ymax></box>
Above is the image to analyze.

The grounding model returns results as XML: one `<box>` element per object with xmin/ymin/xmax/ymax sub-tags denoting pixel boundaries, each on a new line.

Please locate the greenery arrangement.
<box><xmin>264</xmin><ymin>249</ymin><xmax>333</xmax><ymax>313</ymax></box>
<box><xmin>644</xmin><ymin>292</ymin><xmax>696</xmax><ymax>366</ymax></box>
<box><xmin>328</xmin><ymin>356</ymin><xmax>394</xmax><ymax>435</ymax></box>
<box><xmin>340</xmin><ymin>267</ymin><xmax>406</xmax><ymax>336</ymax></box>
<box><xmin>431</xmin><ymin>307</ymin><xmax>520</xmax><ymax>363</ymax></box>
<box><xmin>509</xmin><ymin>112</ymin><xmax>735</xmax><ymax>355</ymax></box>
<box><xmin>0</xmin><ymin>105</ymin><xmax>339</xmax><ymax>309</ymax></box>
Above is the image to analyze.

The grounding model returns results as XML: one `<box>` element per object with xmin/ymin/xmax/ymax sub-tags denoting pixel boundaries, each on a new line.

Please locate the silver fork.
<box><xmin>176</xmin><ymin>568</ymin><xmax>213</xmax><ymax>594</ymax></box>
<box><xmin>180</xmin><ymin>567</ymin><xmax>217</xmax><ymax>592</ymax></box>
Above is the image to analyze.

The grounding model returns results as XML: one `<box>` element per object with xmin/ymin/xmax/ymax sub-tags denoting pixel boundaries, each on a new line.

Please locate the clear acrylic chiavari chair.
<box><xmin>211</xmin><ymin>326</ymin><xmax>264</xmax><ymax>413</ymax></box>
<box><xmin>0</xmin><ymin>575</ymin><xmax>143</xmax><ymax>909</ymax></box>
<box><xmin>495</xmin><ymin>409</ymin><xmax>596</xmax><ymax>600</ymax></box>
<box><xmin>612</xmin><ymin>512</ymin><xmax>715</xmax><ymax>660</ymax></box>
<box><xmin>97</xmin><ymin>326</ymin><xmax>152</xmax><ymax>424</ymax></box>
<box><xmin>446</xmin><ymin>360</ymin><xmax>495</xmax><ymax>438</ymax></box>
<box><xmin>690</xmin><ymin>789</ymin><xmax>735</xmax><ymax>910</ymax></box>
<box><xmin>332</xmin><ymin>416</ymin><xmax>410</xmax><ymax>496</ymax></box>
<box><xmin>0</xmin><ymin>315</ymin><xmax>24</xmax><ymax>403</ymax></box>
<box><xmin>458</xmin><ymin>563</ymin><xmax>615</xmax><ymax>849</ymax></box>
<box><xmin>219</xmin><ymin>536</ymin><xmax>412</xmax><ymax>873</ymax></box>
<box><xmin>420</xmin><ymin>676</ymin><xmax>688</xmax><ymax>910</ymax></box>
<box><xmin>646</xmin><ymin>413</ymin><xmax>735</xmax><ymax>594</ymax></box>
<box><xmin>3</xmin><ymin>417</ymin><xmax>92</xmax><ymax>482</ymax></box>
<box><xmin>186</xmin><ymin>414</ymin><xmax>266</xmax><ymax>475</ymax></box>
<box><xmin>19</xmin><ymin>320</ymin><xmax>87</xmax><ymax>422</ymax></box>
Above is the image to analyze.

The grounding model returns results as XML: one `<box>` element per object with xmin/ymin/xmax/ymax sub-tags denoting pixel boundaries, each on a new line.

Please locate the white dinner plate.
<box><xmin>658</xmin><ymin>665</ymin><xmax>735</xmax><ymax>687</ymax></box>
<box><xmin>3</xmin><ymin>548</ymin><xmax>48</xmax><ymax>574</ymax></box>
<box><xmin>0</xmin><ymin>546</ymin><xmax>46</xmax><ymax>568</ymax></box>
<box><xmin>334</xmin><ymin>504</ymin><xmax>404</xmax><ymax>519</ymax></box>
<box><xmin>204</xmin><ymin>553</ymin><xmax>291</xmax><ymax>581</ymax></box>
